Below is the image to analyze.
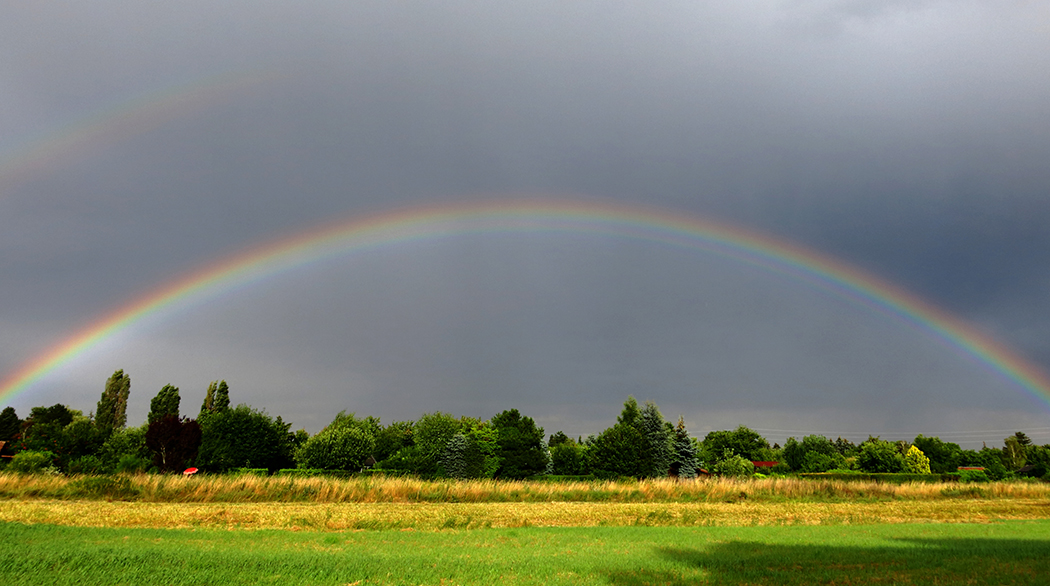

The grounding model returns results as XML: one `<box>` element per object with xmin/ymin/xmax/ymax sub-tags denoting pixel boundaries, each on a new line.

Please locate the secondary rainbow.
<box><xmin>0</xmin><ymin>71</ymin><xmax>277</xmax><ymax>193</ymax></box>
<box><xmin>3</xmin><ymin>198</ymin><xmax>1050</xmax><ymax>407</ymax></box>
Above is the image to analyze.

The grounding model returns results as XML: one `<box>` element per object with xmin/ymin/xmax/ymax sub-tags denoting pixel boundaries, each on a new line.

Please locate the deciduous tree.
<box><xmin>702</xmin><ymin>426</ymin><xmax>771</xmax><ymax>464</ymax></box>
<box><xmin>0</xmin><ymin>406</ymin><xmax>21</xmax><ymax>444</ymax></box>
<box><xmin>1002</xmin><ymin>435</ymin><xmax>1027</xmax><ymax>471</ymax></box>
<box><xmin>145</xmin><ymin>414</ymin><xmax>202</xmax><ymax>473</ymax></box>
<box><xmin>440</xmin><ymin>433</ymin><xmax>485</xmax><ymax>479</ymax></box>
<box><xmin>197</xmin><ymin>403</ymin><xmax>295</xmax><ymax>471</ymax></box>
<box><xmin>588</xmin><ymin>397</ymin><xmax>674</xmax><ymax>478</ymax></box>
<box><xmin>857</xmin><ymin>437</ymin><xmax>904</xmax><ymax>473</ymax></box>
<box><xmin>294</xmin><ymin>412</ymin><xmax>377</xmax><ymax>471</ymax></box>
<box><xmin>911</xmin><ymin>435</ymin><xmax>962</xmax><ymax>474</ymax></box>
<box><xmin>903</xmin><ymin>445</ymin><xmax>931</xmax><ymax>474</ymax></box>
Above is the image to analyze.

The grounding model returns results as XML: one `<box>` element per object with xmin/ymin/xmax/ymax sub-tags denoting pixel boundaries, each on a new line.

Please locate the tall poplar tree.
<box><xmin>214</xmin><ymin>380</ymin><xmax>230</xmax><ymax>412</ymax></box>
<box><xmin>199</xmin><ymin>380</ymin><xmax>231</xmax><ymax>418</ymax></box>
<box><xmin>95</xmin><ymin>369</ymin><xmax>130</xmax><ymax>438</ymax></box>
<box><xmin>148</xmin><ymin>385</ymin><xmax>181</xmax><ymax>424</ymax></box>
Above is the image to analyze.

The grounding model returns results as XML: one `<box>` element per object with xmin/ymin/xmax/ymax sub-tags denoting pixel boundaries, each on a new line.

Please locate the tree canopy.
<box><xmin>95</xmin><ymin>369</ymin><xmax>130</xmax><ymax>437</ymax></box>
<box><xmin>148</xmin><ymin>385</ymin><xmax>181</xmax><ymax>424</ymax></box>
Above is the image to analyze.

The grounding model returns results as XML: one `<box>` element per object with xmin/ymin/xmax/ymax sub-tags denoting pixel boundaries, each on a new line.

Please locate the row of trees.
<box><xmin>1</xmin><ymin>370</ymin><xmax>1048</xmax><ymax>480</ymax></box>
<box><xmin>0</xmin><ymin>371</ymin><xmax>300</xmax><ymax>475</ymax></box>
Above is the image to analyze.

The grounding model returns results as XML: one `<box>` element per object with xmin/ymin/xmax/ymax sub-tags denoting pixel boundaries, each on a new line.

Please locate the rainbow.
<box><xmin>0</xmin><ymin>71</ymin><xmax>278</xmax><ymax>194</ymax></box>
<box><xmin>3</xmin><ymin>198</ymin><xmax>1050</xmax><ymax>407</ymax></box>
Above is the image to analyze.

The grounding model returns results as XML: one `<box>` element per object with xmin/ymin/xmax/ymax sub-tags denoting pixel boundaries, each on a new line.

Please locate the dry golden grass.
<box><xmin>1</xmin><ymin>472</ymin><xmax>1049</xmax><ymax>504</ymax></box>
<box><xmin>2</xmin><ymin>499</ymin><xmax>1048</xmax><ymax>531</ymax></box>
<box><xmin>0</xmin><ymin>473</ymin><xmax>1048</xmax><ymax>530</ymax></box>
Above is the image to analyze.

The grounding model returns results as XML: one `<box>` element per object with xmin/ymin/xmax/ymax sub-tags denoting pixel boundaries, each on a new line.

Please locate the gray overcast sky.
<box><xmin>2</xmin><ymin>1</ymin><xmax>1049</xmax><ymax>447</ymax></box>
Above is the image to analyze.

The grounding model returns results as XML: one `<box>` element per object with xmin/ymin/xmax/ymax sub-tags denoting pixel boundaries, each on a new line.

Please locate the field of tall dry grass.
<box><xmin>3</xmin><ymin>472</ymin><xmax>1048</xmax><ymax>503</ymax></box>
<box><xmin>1</xmin><ymin>473</ymin><xmax>1047</xmax><ymax>530</ymax></box>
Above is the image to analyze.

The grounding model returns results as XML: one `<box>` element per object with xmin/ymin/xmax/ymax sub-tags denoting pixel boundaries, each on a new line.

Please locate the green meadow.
<box><xmin>3</xmin><ymin>520</ymin><xmax>1050</xmax><ymax>585</ymax></box>
<box><xmin>4</xmin><ymin>475</ymin><xmax>1050</xmax><ymax>584</ymax></box>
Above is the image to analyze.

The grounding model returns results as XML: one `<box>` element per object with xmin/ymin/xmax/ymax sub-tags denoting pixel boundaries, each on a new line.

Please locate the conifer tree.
<box><xmin>639</xmin><ymin>401</ymin><xmax>674</xmax><ymax>477</ymax></box>
<box><xmin>490</xmin><ymin>409</ymin><xmax>547</xmax><ymax>479</ymax></box>
<box><xmin>671</xmin><ymin>416</ymin><xmax>699</xmax><ymax>479</ymax></box>
<box><xmin>95</xmin><ymin>369</ymin><xmax>130</xmax><ymax>437</ymax></box>
<box><xmin>617</xmin><ymin>396</ymin><xmax>642</xmax><ymax>428</ymax></box>
<box><xmin>589</xmin><ymin>397</ymin><xmax>674</xmax><ymax>478</ymax></box>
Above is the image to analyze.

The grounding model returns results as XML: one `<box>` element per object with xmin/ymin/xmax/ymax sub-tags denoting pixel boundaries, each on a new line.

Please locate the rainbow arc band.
<box><xmin>1</xmin><ymin>198</ymin><xmax>1049</xmax><ymax>408</ymax></box>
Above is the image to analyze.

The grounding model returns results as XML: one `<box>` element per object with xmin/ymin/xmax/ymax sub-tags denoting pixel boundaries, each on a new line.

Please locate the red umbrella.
<box><xmin>183</xmin><ymin>467</ymin><xmax>199</xmax><ymax>475</ymax></box>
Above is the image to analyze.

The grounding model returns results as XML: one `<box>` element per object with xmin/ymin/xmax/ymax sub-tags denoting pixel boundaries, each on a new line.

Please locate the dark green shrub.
<box><xmin>702</xmin><ymin>426</ymin><xmax>771</xmax><ymax>463</ymax></box>
<box><xmin>67</xmin><ymin>455</ymin><xmax>106</xmax><ymax>475</ymax></box>
<box><xmin>960</xmin><ymin>469</ymin><xmax>990</xmax><ymax>483</ymax></box>
<box><xmin>98</xmin><ymin>426</ymin><xmax>150</xmax><ymax>471</ymax></box>
<box><xmin>115</xmin><ymin>454</ymin><xmax>151</xmax><ymax>474</ymax></box>
<box><xmin>490</xmin><ymin>409</ymin><xmax>548</xmax><ymax>479</ymax></box>
<box><xmin>801</xmin><ymin>451</ymin><xmax>847</xmax><ymax>473</ymax></box>
<box><xmin>799</xmin><ymin>473</ymin><xmax>949</xmax><ymax>483</ymax></box>
<box><xmin>295</xmin><ymin>424</ymin><xmax>375</xmax><ymax>471</ymax></box>
<box><xmin>770</xmin><ymin>462</ymin><xmax>792</xmax><ymax>474</ymax></box>
<box><xmin>8</xmin><ymin>450</ymin><xmax>56</xmax><ymax>474</ymax></box>
<box><xmin>198</xmin><ymin>405</ymin><xmax>296</xmax><ymax>472</ymax></box>
<box><xmin>550</xmin><ymin>442</ymin><xmax>586</xmax><ymax>476</ymax></box>
<box><xmin>374</xmin><ymin>444</ymin><xmax>428</xmax><ymax>474</ymax></box>
<box><xmin>857</xmin><ymin>439</ymin><xmax>905</xmax><ymax>473</ymax></box>
<box><xmin>710</xmin><ymin>450</ymin><xmax>755</xmax><ymax>478</ymax></box>
<box><xmin>440</xmin><ymin>433</ymin><xmax>485</xmax><ymax>479</ymax></box>
<box><xmin>587</xmin><ymin>422</ymin><xmax>646</xmax><ymax>478</ymax></box>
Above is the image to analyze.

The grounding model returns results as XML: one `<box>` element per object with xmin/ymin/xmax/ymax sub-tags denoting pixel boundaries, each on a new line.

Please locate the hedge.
<box><xmin>798</xmin><ymin>472</ymin><xmax>958</xmax><ymax>483</ymax></box>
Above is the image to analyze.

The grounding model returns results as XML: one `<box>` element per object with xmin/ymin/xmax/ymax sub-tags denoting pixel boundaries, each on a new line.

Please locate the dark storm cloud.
<box><xmin>1</xmin><ymin>1</ymin><xmax>1048</xmax><ymax>444</ymax></box>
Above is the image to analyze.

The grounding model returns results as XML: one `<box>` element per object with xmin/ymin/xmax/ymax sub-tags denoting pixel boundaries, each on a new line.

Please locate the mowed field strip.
<box><xmin>4</xmin><ymin>499</ymin><xmax>1050</xmax><ymax>531</ymax></box>
<box><xmin>2</xmin><ymin>474</ymin><xmax>1050</xmax><ymax>530</ymax></box>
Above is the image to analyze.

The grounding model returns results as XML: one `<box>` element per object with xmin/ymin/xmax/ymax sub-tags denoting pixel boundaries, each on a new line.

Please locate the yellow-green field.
<box><xmin>3</xmin><ymin>474</ymin><xmax>1050</xmax><ymax>584</ymax></box>
<box><xmin>4</xmin><ymin>472</ymin><xmax>1049</xmax><ymax>503</ymax></box>
<box><xmin>2</xmin><ymin>473</ymin><xmax>1048</xmax><ymax>530</ymax></box>
<box><xmin>5</xmin><ymin>498</ymin><xmax>1050</xmax><ymax>531</ymax></box>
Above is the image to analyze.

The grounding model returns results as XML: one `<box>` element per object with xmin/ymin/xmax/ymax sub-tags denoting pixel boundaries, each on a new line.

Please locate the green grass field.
<box><xmin>3</xmin><ymin>474</ymin><xmax>1049</xmax><ymax>584</ymax></box>
<box><xmin>3</xmin><ymin>520</ymin><xmax>1050</xmax><ymax>585</ymax></box>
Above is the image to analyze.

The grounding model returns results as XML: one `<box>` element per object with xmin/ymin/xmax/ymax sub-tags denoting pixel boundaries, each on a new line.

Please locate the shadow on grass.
<box><xmin>606</xmin><ymin>537</ymin><xmax>1050</xmax><ymax>585</ymax></box>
